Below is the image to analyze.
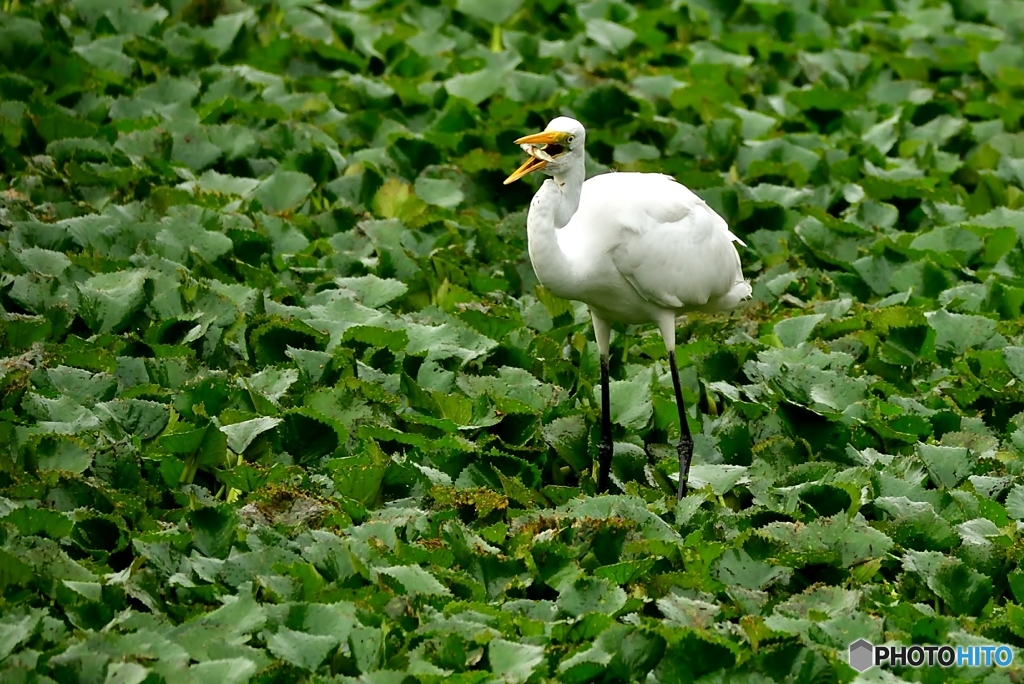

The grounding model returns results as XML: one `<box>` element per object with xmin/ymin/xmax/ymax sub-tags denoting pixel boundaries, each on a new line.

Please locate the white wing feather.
<box><xmin>573</xmin><ymin>173</ymin><xmax>749</xmax><ymax>312</ymax></box>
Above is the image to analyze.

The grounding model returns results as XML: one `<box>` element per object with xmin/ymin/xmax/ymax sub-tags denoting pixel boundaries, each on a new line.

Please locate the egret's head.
<box><xmin>503</xmin><ymin>117</ymin><xmax>586</xmax><ymax>185</ymax></box>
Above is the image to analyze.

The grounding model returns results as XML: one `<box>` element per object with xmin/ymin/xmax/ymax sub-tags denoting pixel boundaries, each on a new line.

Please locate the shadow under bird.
<box><xmin>504</xmin><ymin>116</ymin><xmax>752</xmax><ymax>498</ymax></box>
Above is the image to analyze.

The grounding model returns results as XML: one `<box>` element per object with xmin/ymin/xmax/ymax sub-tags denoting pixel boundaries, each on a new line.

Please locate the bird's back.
<box><xmin>559</xmin><ymin>172</ymin><xmax>750</xmax><ymax>319</ymax></box>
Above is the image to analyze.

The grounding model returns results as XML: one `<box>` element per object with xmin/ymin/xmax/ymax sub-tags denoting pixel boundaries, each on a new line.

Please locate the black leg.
<box><xmin>668</xmin><ymin>350</ymin><xmax>694</xmax><ymax>499</ymax></box>
<box><xmin>597</xmin><ymin>354</ymin><xmax>612</xmax><ymax>493</ymax></box>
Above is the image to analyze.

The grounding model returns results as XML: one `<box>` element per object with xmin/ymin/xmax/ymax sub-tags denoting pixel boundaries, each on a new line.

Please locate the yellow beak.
<box><xmin>503</xmin><ymin>131</ymin><xmax>567</xmax><ymax>185</ymax></box>
<box><xmin>513</xmin><ymin>131</ymin><xmax>566</xmax><ymax>146</ymax></box>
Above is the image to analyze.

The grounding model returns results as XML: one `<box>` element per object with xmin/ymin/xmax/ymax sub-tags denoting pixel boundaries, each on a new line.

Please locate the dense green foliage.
<box><xmin>3</xmin><ymin>0</ymin><xmax>1024</xmax><ymax>681</ymax></box>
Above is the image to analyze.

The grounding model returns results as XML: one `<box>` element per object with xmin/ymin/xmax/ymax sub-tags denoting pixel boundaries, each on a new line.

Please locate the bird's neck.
<box><xmin>547</xmin><ymin>163</ymin><xmax>585</xmax><ymax>228</ymax></box>
<box><xmin>526</xmin><ymin>164</ymin><xmax>584</xmax><ymax>295</ymax></box>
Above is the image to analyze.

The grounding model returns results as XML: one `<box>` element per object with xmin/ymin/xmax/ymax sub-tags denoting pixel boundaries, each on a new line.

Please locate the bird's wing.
<box><xmin>581</xmin><ymin>173</ymin><xmax>747</xmax><ymax>310</ymax></box>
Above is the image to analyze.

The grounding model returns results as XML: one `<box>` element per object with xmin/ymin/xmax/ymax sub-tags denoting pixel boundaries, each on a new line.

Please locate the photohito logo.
<box><xmin>848</xmin><ymin>639</ymin><xmax>1014</xmax><ymax>672</ymax></box>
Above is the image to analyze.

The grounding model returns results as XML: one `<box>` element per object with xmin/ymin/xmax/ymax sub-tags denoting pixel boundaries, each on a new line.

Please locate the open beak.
<box><xmin>503</xmin><ymin>131</ymin><xmax>566</xmax><ymax>185</ymax></box>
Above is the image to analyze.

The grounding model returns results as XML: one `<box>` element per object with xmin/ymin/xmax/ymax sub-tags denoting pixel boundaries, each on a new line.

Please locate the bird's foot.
<box><xmin>676</xmin><ymin>434</ymin><xmax>694</xmax><ymax>499</ymax></box>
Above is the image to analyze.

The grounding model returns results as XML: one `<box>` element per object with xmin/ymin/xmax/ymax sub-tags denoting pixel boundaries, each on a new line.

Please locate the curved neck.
<box><xmin>547</xmin><ymin>162</ymin><xmax>585</xmax><ymax>229</ymax></box>
<box><xmin>526</xmin><ymin>161</ymin><xmax>585</xmax><ymax>295</ymax></box>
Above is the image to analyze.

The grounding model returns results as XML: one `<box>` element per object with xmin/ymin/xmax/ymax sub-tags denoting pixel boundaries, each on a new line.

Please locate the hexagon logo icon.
<box><xmin>849</xmin><ymin>639</ymin><xmax>874</xmax><ymax>672</ymax></box>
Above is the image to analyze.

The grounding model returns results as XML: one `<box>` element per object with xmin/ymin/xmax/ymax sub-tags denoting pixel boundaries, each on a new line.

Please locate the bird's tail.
<box><xmin>704</xmin><ymin>280</ymin><xmax>752</xmax><ymax>312</ymax></box>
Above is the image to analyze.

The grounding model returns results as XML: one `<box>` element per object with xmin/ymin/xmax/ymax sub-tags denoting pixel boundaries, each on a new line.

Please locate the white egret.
<box><xmin>503</xmin><ymin>116</ymin><xmax>751</xmax><ymax>498</ymax></box>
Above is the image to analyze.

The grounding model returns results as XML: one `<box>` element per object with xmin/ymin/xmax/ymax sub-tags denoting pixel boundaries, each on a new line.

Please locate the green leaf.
<box><xmin>1005</xmin><ymin>485</ymin><xmax>1024</xmax><ymax>520</ymax></box>
<box><xmin>3</xmin><ymin>507</ymin><xmax>73</xmax><ymax>538</ymax></box>
<box><xmin>376</xmin><ymin>565</ymin><xmax>451</xmax><ymax>597</ymax></box>
<box><xmin>585</xmin><ymin>19</ymin><xmax>636</xmax><ymax>54</ymax></box>
<box><xmin>917</xmin><ymin>444</ymin><xmax>972</xmax><ymax>489</ymax></box>
<box><xmin>16</xmin><ymin>247</ymin><xmax>72</xmax><ymax>277</ymax></box>
<box><xmin>873</xmin><ymin>496</ymin><xmax>958</xmax><ymax>550</ymax></box>
<box><xmin>242</xmin><ymin>367</ymin><xmax>297</xmax><ymax>405</ymax></box>
<box><xmin>326</xmin><ymin>452</ymin><xmax>388</xmax><ymax>505</ymax></box>
<box><xmin>489</xmin><ymin>638</ymin><xmax>545</xmax><ymax>684</ymax></box>
<box><xmin>657</xmin><ymin>593</ymin><xmax>720</xmax><ymax>629</ymax></box>
<box><xmin>565</xmin><ymin>495</ymin><xmax>682</xmax><ymax>543</ymax></box>
<box><xmin>47</xmin><ymin>366</ymin><xmax>116</xmax><ymax>404</ymax></box>
<box><xmin>0</xmin><ymin>613</ymin><xmax>40</xmax><ymax>662</ymax></box>
<box><xmin>603</xmin><ymin>370</ymin><xmax>652</xmax><ymax>430</ymax></box>
<box><xmin>334</xmin><ymin>275</ymin><xmax>408</xmax><ymax>308</ymax></box>
<box><xmin>690</xmin><ymin>41</ymin><xmax>753</xmax><ymax>67</ymax></box>
<box><xmin>286</xmin><ymin>346</ymin><xmax>333</xmax><ymax>383</ymax></box>
<box><xmin>542</xmin><ymin>415</ymin><xmax>590</xmax><ymax>472</ymax></box>
<box><xmin>414</xmin><ymin>177</ymin><xmax>464</xmax><ymax>209</ymax></box>
<box><xmin>761</xmin><ymin>514</ymin><xmax>894</xmax><ymax>568</ymax></box>
<box><xmin>593</xmin><ymin>559</ymin><xmax>656</xmax><ymax>585</ymax></box>
<box><xmin>184</xmin><ymin>658</ymin><xmax>258</xmax><ymax>684</ymax></box>
<box><xmin>0</xmin><ymin>550</ymin><xmax>33</xmax><ymax>594</ymax></box>
<box><xmin>77</xmin><ymin>269</ymin><xmax>149</xmax><ymax>333</ymax></box>
<box><xmin>613</xmin><ymin>141</ymin><xmax>660</xmax><ymax>164</ymax></box>
<box><xmin>250</xmin><ymin>317</ymin><xmax>328</xmax><ymax>365</ymax></box>
<box><xmin>73</xmin><ymin>36</ymin><xmax>135</xmax><ymax>77</ymax></box>
<box><xmin>903</xmin><ymin>550</ymin><xmax>993</xmax><ymax>616</ymax></box>
<box><xmin>104</xmin><ymin>663</ymin><xmax>150</xmax><ymax>684</ymax></box>
<box><xmin>455</xmin><ymin>0</ymin><xmax>522</xmax><ymax>24</ymax></box>
<box><xmin>219</xmin><ymin>416</ymin><xmax>282</xmax><ymax>454</ymax></box>
<box><xmin>925</xmin><ymin>310</ymin><xmax>998</xmax><ymax>355</ymax></box>
<box><xmin>34</xmin><ymin>436</ymin><xmax>93</xmax><ymax>474</ymax></box>
<box><xmin>687</xmin><ymin>464</ymin><xmax>749</xmax><ymax>496</ymax></box>
<box><xmin>72</xmin><ymin>514</ymin><xmax>126</xmax><ymax>554</ymax></box>
<box><xmin>715</xmin><ymin>549</ymin><xmax>791</xmax><ymax>590</ymax></box>
<box><xmin>279</xmin><ymin>409</ymin><xmax>342</xmax><ymax>463</ymax></box>
<box><xmin>557</xmin><ymin>577</ymin><xmax>627</xmax><ymax>617</ymax></box>
<box><xmin>159</xmin><ymin>426</ymin><xmax>209</xmax><ymax>454</ymax></box>
<box><xmin>252</xmin><ymin>171</ymin><xmax>316</xmax><ymax>214</ymax></box>
<box><xmin>910</xmin><ymin>226</ymin><xmax>983</xmax><ymax>263</ymax></box>
<box><xmin>561</xmin><ymin>623</ymin><xmax>666</xmax><ymax>682</ymax></box>
<box><xmin>773</xmin><ymin>313</ymin><xmax>826</xmax><ymax>347</ymax></box>
<box><xmin>96</xmin><ymin>399</ymin><xmax>169</xmax><ymax>438</ymax></box>
<box><xmin>155</xmin><ymin>220</ymin><xmax>233</xmax><ymax>264</ymax></box>
<box><xmin>1005</xmin><ymin>346</ymin><xmax>1024</xmax><ymax>381</ymax></box>
<box><xmin>445</xmin><ymin>69</ymin><xmax>507</xmax><ymax>105</ymax></box>
<box><xmin>266</xmin><ymin>627</ymin><xmax>338</xmax><ymax>671</ymax></box>
<box><xmin>188</xmin><ymin>505</ymin><xmax>238</xmax><ymax>559</ymax></box>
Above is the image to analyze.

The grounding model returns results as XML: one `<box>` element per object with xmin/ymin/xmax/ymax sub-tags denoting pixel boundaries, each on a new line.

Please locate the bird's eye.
<box><xmin>566</xmin><ymin>135</ymin><xmax>575</xmax><ymax>144</ymax></box>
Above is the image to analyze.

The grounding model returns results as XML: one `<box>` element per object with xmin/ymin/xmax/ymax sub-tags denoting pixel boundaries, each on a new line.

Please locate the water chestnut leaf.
<box><xmin>415</xmin><ymin>177</ymin><xmax>465</xmax><ymax>209</ymax></box>
<box><xmin>603</xmin><ymin>371</ymin><xmax>652</xmax><ymax>430</ymax></box>
<box><xmin>1005</xmin><ymin>346</ymin><xmax>1024</xmax><ymax>381</ymax></box>
<box><xmin>77</xmin><ymin>269</ymin><xmax>149</xmax><ymax>334</ymax></box>
<box><xmin>3</xmin><ymin>507</ymin><xmax>74</xmax><ymax>539</ymax></box>
<box><xmin>104</xmin><ymin>663</ymin><xmax>149</xmax><ymax>684</ymax></box>
<box><xmin>557</xmin><ymin>576</ymin><xmax>627</xmax><ymax>617</ymax></box>
<box><xmin>585</xmin><ymin>19</ymin><xmax>636</xmax><ymax>54</ymax></box>
<box><xmin>253</xmin><ymin>171</ymin><xmax>316</xmax><ymax>214</ymax></box>
<box><xmin>377</xmin><ymin>565</ymin><xmax>451</xmax><ymax>596</ymax></box>
<box><xmin>266</xmin><ymin>627</ymin><xmax>338</xmax><ymax>671</ymax></box>
<box><xmin>188</xmin><ymin>505</ymin><xmax>239</xmax><ymax>559</ymax></box>
<box><xmin>16</xmin><ymin>247</ymin><xmax>72</xmax><ymax>277</ymax></box>
<box><xmin>334</xmin><ymin>275</ymin><xmax>409</xmax><ymax>308</ymax></box>
<box><xmin>916</xmin><ymin>444</ymin><xmax>971</xmax><ymax>489</ymax></box>
<box><xmin>0</xmin><ymin>613</ymin><xmax>39</xmax><ymax>662</ymax></box>
<box><xmin>219</xmin><ymin>416</ymin><xmax>282</xmax><ymax>454</ymax></box>
<box><xmin>455</xmin><ymin>0</ymin><xmax>522</xmax><ymax>25</ymax></box>
<box><xmin>73</xmin><ymin>36</ymin><xmax>135</xmax><ymax>77</ymax></box>
<box><xmin>445</xmin><ymin>69</ymin><xmax>508</xmax><ymax>105</ymax></box>
<box><xmin>773</xmin><ymin>313</ymin><xmax>826</xmax><ymax>348</ymax></box>
<box><xmin>96</xmin><ymin>398</ymin><xmax>169</xmax><ymax>438</ymax></box>
<box><xmin>489</xmin><ymin>638</ymin><xmax>545</xmax><ymax>684</ymax></box>
<box><xmin>903</xmin><ymin>550</ymin><xmax>993</xmax><ymax>616</ymax></box>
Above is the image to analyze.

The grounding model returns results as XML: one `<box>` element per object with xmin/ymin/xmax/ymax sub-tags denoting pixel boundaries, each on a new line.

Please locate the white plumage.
<box><xmin>504</xmin><ymin>116</ymin><xmax>751</xmax><ymax>497</ymax></box>
<box><xmin>553</xmin><ymin>171</ymin><xmax>749</xmax><ymax>320</ymax></box>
